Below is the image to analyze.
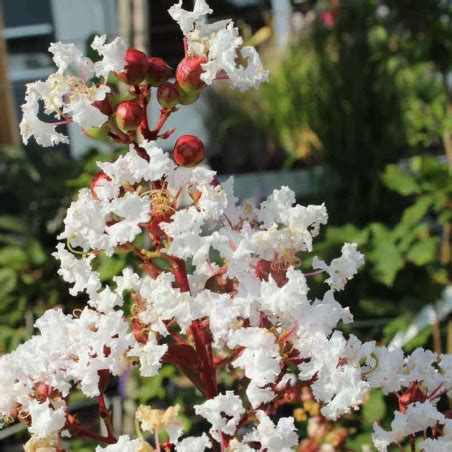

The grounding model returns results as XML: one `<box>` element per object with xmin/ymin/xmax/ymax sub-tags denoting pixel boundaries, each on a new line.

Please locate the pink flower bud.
<box><xmin>176</xmin><ymin>56</ymin><xmax>207</xmax><ymax>93</ymax></box>
<box><xmin>147</xmin><ymin>57</ymin><xmax>171</xmax><ymax>86</ymax></box>
<box><xmin>173</xmin><ymin>135</ymin><xmax>205</xmax><ymax>167</ymax></box>
<box><xmin>115</xmin><ymin>100</ymin><xmax>145</xmax><ymax>131</ymax></box>
<box><xmin>157</xmin><ymin>82</ymin><xmax>180</xmax><ymax>109</ymax></box>
<box><xmin>117</xmin><ymin>48</ymin><xmax>149</xmax><ymax>85</ymax></box>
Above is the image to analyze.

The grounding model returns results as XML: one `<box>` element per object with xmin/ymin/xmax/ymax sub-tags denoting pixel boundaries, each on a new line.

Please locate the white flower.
<box><xmin>194</xmin><ymin>392</ymin><xmax>245</xmax><ymax>439</ymax></box>
<box><xmin>372</xmin><ymin>401</ymin><xmax>445</xmax><ymax>451</ymax></box>
<box><xmin>128</xmin><ymin>336</ymin><xmax>168</xmax><ymax>377</ymax></box>
<box><xmin>52</xmin><ymin>243</ymin><xmax>101</xmax><ymax>296</ymax></box>
<box><xmin>91</xmin><ymin>35</ymin><xmax>127</xmax><ymax>78</ymax></box>
<box><xmin>89</xmin><ymin>287</ymin><xmax>123</xmax><ymax>313</ymax></box>
<box><xmin>246</xmin><ymin>382</ymin><xmax>275</xmax><ymax>409</ymax></box>
<box><xmin>176</xmin><ymin>433</ymin><xmax>211</xmax><ymax>452</ymax></box>
<box><xmin>58</xmin><ymin>189</ymin><xmax>110</xmax><ymax>252</ymax></box>
<box><xmin>228</xmin><ymin>328</ymin><xmax>281</xmax><ymax>387</ymax></box>
<box><xmin>313</xmin><ymin>242</ymin><xmax>364</xmax><ymax>291</ymax></box>
<box><xmin>168</xmin><ymin>0</ymin><xmax>268</xmax><ymax>91</ymax></box>
<box><xmin>243</xmin><ymin>411</ymin><xmax>298</xmax><ymax>452</ymax></box>
<box><xmin>107</xmin><ymin>193</ymin><xmax>150</xmax><ymax>246</ymax></box>
<box><xmin>27</xmin><ymin>400</ymin><xmax>66</xmax><ymax>438</ymax></box>
<box><xmin>96</xmin><ymin>435</ymin><xmax>144</xmax><ymax>451</ymax></box>
<box><xmin>421</xmin><ymin>419</ymin><xmax>452</xmax><ymax>451</ymax></box>
<box><xmin>20</xmin><ymin>93</ymin><xmax>69</xmax><ymax>147</ymax></box>
<box><xmin>20</xmin><ymin>35</ymin><xmax>124</xmax><ymax>147</ymax></box>
<box><xmin>98</xmin><ymin>142</ymin><xmax>175</xmax><ymax>186</ymax></box>
<box><xmin>258</xmin><ymin>186</ymin><xmax>296</xmax><ymax>227</ymax></box>
<box><xmin>168</xmin><ymin>0</ymin><xmax>213</xmax><ymax>35</ymax></box>
<box><xmin>49</xmin><ymin>42</ymin><xmax>87</xmax><ymax>74</ymax></box>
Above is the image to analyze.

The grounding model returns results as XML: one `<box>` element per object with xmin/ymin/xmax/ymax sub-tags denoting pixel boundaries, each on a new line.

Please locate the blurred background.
<box><xmin>0</xmin><ymin>0</ymin><xmax>451</xmax><ymax>450</ymax></box>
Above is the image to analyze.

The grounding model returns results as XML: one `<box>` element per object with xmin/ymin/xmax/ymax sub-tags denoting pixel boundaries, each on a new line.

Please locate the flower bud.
<box><xmin>117</xmin><ymin>48</ymin><xmax>149</xmax><ymax>85</ymax></box>
<box><xmin>173</xmin><ymin>135</ymin><xmax>205</xmax><ymax>167</ymax></box>
<box><xmin>176</xmin><ymin>56</ymin><xmax>207</xmax><ymax>93</ymax></box>
<box><xmin>178</xmin><ymin>86</ymin><xmax>200</xmax><ymax>106</ymax></box>
<box><xmin>147</xmin><ymin>57</ymin><xmax>171</xmax><ymax>86</ymax></box>
<box><xmin>157</xmin><ymin>82</ymin><xmax>180</xmax><ymax>109</ymax></box>
<box><xmin>115</xmin><ymin>100</ymin><xmax>145</xmax><ymax>131</ymax></box>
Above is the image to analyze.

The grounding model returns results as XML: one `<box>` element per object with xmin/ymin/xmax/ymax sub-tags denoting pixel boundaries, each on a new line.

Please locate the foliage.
<box><xmin>314</xmin><ymin>154</ymin><xmax>451</xmax><ymax>346</ymax></box>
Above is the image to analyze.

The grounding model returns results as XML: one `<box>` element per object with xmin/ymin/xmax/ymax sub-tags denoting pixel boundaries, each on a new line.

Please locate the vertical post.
<box><xmin>271</xmin><ymin>0</ymin><xmax>292</xmax><ymax>48</ymax></box>
<box><xmin>0</xmin><ymin>3</ymin><xmax>19</xmax><ymax>146</ymax></box>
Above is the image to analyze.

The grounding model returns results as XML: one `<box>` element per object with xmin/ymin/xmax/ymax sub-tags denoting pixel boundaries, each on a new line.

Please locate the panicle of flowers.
<box><xmin>7</xmin><ymin>1</ymin><xmax>452</xmax><ymax>451</ymax></box>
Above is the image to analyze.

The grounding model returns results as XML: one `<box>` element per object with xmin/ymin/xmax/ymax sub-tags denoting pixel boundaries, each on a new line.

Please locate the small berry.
<box><xmin>147</xmin><ymin>57</ymin><xmax>171</xmax><ymax>86</ymax></box>
<box><xmin>176</xmin><ymin>56</ymin><xmax>207</xmax><ymax>93</ymax></box>
<box><xmin>117</xmin><ymin>48</ymin><xmax>148</xmax><ymax>85</ymax></box>
<box><xmin>157</xmin><ymin>82</ymin><xmax>180</xmax><ymax>109</ymax></box>
<box><xmin>173</xmin><ymin>135</ymin><xmax>206</xmax><ymax>167</ymax></box>
<box><xmin>115</xmin><ymin>100</ymin><xmax>144</xmax><ymax>131</ymax></box>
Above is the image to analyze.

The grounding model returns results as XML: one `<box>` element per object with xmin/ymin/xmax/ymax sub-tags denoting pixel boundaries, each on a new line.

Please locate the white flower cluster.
<box><xmin>2</xmin><ymin>136</ymin><xmax>451</xmax><ymax>449</ymax></box>
<box><xmin>20</xmin><ymin>35</ymin><xmax>126</xmax><ymax>147</ymax></box>
<box><xmin>169</xmin><ymin>0</ymin><xmax>269</xmax><ymax>91</ymax></box>
<box><xmin>9</xmin><ymin>1</ymin><xmax>452</xmax><ymax>450</ymax></box>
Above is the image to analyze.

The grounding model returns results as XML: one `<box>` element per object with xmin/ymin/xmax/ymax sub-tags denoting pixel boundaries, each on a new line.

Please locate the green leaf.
<box><xmin>394</xmin><ymin>196</ymin><xmax>433</xmax><ymax>240</ymax></box>
<box><xmin>27</xmin><ymin>239</ymin><xmax>46</xmax><ymax>265</ymax></box>
<box><xmin>0</xmin><ymin>215</ymin><xmax>25</xmax><ymax>233</ymax></box>
<box><xmin>368</xmin><ymin>224</ymin><xmax>404</xmax><ymax>286</ymax></box>
<box><xmin>406</xmin><ymin>237</ymin><xmax>439</xmax><ymax>266</ymax></box>
<box><xmin>0</xmin><ymin>246</ymin><xmax>28</xmax><ymax>269</ymax></box>
<box><xmin>0</xmin><ymin>268</ymin><xmax>17</xmax><ymax>297</ymax></box>
<box><xmin>96</xmin><ymin>255</ymin><xmax>126</xmax><ymax>281</ymax></box>
<box><xmin>381</xmin><ymin>164</ymin><xmax>419</xmax><ymax>195</ymax></box>
<box><xmin>363</xmin><ymin>389</ymin><xmax>386</xmax><ymax>426</ymax></box>
<box><xmin>347</xmin><ymin>433</ymin><xmax>373</xmax><ymax>450</ymax></box>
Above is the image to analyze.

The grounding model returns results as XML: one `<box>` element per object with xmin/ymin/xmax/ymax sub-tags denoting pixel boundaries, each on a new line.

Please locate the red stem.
<box><xmin>98</xmin><ymin>393</ymin><xmax>116</xmax><ymax>441</ymax></box>
<box><xmin>67</xmin><ymin>413</ymin><xmax>117</xmax><ymax>444</ymax></box>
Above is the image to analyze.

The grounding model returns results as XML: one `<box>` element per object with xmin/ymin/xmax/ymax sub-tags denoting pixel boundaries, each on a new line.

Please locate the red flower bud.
<box><xmin>157</xmin><ymin>82</ymin><xmax>180</xmax><ymax>109</ymax></box>
<box><xmin>117</xmin><ymin>48</ymin><xmax>149</xmax><ymax>85</ymax></box>
<box><xmin>173</xmin><ymin>135</ymin><xmax>205</xmax><ymax>167</ymax></box>
<box><xmin>147</xmin><ymin>57</ymin><xmax>171</xmax><ymax>86</ymax></box>
<box><xmin>91</xmin><ymin>171</ymin><xmax>111</xmax><ymax>199</ymax></box>
<box><xmin>115</xmin><ymin>100</ymin><xmax>145</xmax><ymax>131</ymax></box>
<box><xmin>176</xmin><ymin>56</ymin><xmax>207</xmax><ymax>93</ymax></box>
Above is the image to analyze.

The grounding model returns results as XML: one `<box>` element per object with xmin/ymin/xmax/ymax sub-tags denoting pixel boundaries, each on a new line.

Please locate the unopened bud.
<box><xmin>176</xmin><ymin>56</ymin><xmax>207</xmax><ymax>93</ymax></box>
<box><xmin>157</xmin><ymin>82</ymin><xmax>180</xmax><ymax>109</ymax></box>
<box><xmin>147</xmin><ymin>57</ymin><xmax>171</xmax><ymax>86</ymax></box>
<box><xmin>178</xmin><ymin>86</ymin><xmax>200</xmax><ymax>106</ymax></box>
<box><xmin>173</xmin><ymin>135</ymin><xmax>205</xmax><ymax>167</ymax></box>
<box><xmin>115</xmin><ymin>100</ymin><xmax>145</xmax><ymax>131</ymax></box>
<box><xmin>117</xmin><ymin>49</ymin><xmax>149</xmax><ymax>85</ymax></box>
